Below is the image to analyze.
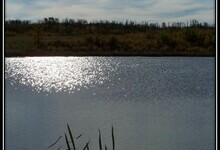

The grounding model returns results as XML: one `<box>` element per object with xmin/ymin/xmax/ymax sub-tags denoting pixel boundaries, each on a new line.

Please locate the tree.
<box><xmin>162</xmin><ymin>22</ymin><xmax>166</xmax><ymax>28</ymax></box>
<box><xmin>33</xmin><ymin>20</ymin><xmax>44</xmax><ymax>48</ymax></box>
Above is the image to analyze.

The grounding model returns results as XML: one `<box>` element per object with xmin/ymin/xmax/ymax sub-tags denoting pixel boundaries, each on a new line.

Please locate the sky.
<box><xmin>5</xmin><ymin>0</ymin><xmax>215</xmax><ymax>24</ymax></box>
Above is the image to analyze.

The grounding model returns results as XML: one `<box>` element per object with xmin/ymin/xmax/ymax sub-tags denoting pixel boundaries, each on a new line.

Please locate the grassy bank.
<box><xmin>5</xmin><ymin>18</ymin><xmax>216</xmax><ymax>57</ymax></box>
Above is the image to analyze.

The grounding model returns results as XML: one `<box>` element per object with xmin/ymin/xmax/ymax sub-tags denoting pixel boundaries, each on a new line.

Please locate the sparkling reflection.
<box><xmin>5</xmin><ymin>57</ymin><xmax>118</xmax><ymax>93</ymax></box>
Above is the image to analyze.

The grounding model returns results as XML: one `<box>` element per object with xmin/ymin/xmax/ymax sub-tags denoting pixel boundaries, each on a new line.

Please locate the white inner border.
<box><xmin>215</xmin><ymin>0</ymin><xmax>218</xmax><ymax>149</ymax></box>
<box><xmin>3</xmin><ymin>0</ymin><xmax>5</xmax><ymax>149</ymax></box>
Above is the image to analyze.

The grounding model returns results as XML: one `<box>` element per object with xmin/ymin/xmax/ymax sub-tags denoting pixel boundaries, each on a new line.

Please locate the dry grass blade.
<box><xmin>65</xmin><ymin>133</ymin><xmax>71</xmax><ymax>150</ymax></box>
<box><xmin>47</xmin><ymin>136</ymin><xmax>62</xmax><ymax>149</ymax></box>
<box><xmin>112</xmin><ymin>126</ymin><xmax>115</xmax><ymax>150</ymax></box>
<box><xmin>83</xmin><ymin>141</ymin><xmax>90</xmax><ymax>150</ymax></box>
<box><xmin>57</xmin><ymin>145</ymin><xmax>62</xmax><ymax>150</ymax></box>
<box><xmin>87</xmin><ymin>144</ymin><xmax>90</xmax><ymax>150</ymax></box>
<box><xmin>76</xmin><ymin>134</ymin><xmax>82</xmax><ymax>139</ymax></box>
<box><xmin>99</xmin><ymin>129</ymin><xmax>103</xmax><ymax>150</ymax></box>
<box><xmin>67</xmin><ymin>124</ymin><xmax>76</xmax><ymax>150</ymax></box>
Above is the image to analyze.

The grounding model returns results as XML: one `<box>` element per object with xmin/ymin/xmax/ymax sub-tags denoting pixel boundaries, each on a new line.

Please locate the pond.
<box><xmin>5</xmin><ymin>57</ymin><xmax>215</xmax><ymax>150</ymax></box>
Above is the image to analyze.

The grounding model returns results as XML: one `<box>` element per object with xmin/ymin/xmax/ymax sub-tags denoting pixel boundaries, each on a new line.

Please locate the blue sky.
<box><xmin>5</xmin><ymin>0</ymin><xmax>215</xmax><ymax>23</ymax></box>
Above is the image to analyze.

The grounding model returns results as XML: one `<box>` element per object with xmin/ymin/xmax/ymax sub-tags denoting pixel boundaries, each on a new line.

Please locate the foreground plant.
<box><xmin>48</xmin><ymin>124</ymin><xmax>115</xmax><ymax>150</ymax></box>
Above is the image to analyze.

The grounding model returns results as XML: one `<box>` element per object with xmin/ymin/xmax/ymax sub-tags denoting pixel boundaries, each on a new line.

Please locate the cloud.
<box><xmin>5</xmin><ymin>0</ymin><xmax>215</xmax><ymax>23</ymax></box>
<box><xmin>5</xmin><ymin>3</ymin><xmax>25</xmax><ymax>19</ymax></box>
<box><xmin>148</xmin><ymin>0</ymin><xmax>215</xmax><ymax>22</ymax></box>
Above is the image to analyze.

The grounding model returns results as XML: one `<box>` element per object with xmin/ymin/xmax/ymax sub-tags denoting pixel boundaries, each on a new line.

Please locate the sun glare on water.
<box><xmin>5</xmin><ymin>57</ymin><xmax>117</xmax><ymax>93</ymax></box>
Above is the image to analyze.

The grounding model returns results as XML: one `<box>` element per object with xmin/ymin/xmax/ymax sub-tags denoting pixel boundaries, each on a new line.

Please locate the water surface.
<box><xmin>5</xmin><ymin>57</ymin><xmax>215</xmax><ymax>150</ymax></box>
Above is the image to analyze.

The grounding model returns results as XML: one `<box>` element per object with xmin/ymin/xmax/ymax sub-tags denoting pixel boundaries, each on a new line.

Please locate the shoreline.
<box><xmin>5</xmin><ymin>50</ymin><xmax>215</xmax><ymax>57</ymax></box>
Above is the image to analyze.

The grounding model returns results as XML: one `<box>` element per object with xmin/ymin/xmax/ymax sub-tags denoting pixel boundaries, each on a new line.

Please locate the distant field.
<box><xmin>5</xmin><ymin>19</ymin><xmax>216</xmax><ymax>57</ymax></box>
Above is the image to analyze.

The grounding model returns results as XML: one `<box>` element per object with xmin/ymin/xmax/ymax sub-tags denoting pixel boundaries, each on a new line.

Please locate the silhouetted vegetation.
<box><xmin>50</xmin><ymin>124</ymin><xmax>115</xmax><ymax>150</ymax></box>
<box><xmin>5</xmin><ymin>18</ymin><xmax>215</xmax><ymax>56</ymax></box>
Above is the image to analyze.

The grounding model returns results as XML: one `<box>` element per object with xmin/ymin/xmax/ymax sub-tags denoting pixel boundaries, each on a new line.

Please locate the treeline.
<box><xmin>5</xmin><ymin>17</ymin><xmax>215</xmax><ymax>56</ymax></box>
<box><xmin>5</xmin><ymin>17</ymin><xmax>214</xmax><ymax>34</ymax></box>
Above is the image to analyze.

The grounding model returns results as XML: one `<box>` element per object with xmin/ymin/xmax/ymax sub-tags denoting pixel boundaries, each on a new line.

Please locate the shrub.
<box><xmin>184</xmin><ymin>29</ymin><xmax>198</xmax><ymax>44</ymax></box>
<box><xmin>95</xmin><ymin>37</ymin><xmax>105</xmax><ymax>49</ymax></box>
<box><xmin>5</xmin><ymin>31</ymin><xmax>17</xmax><ymax>36</ymax></box>
<box><xmin>160</xmin><ymin>33</ymin><xmax>177</xmax><ymax>48</ymax></box>
<box><xmin>108</xmin><ymin>36</ymin><xmax>120</xmax><ymax>51</ymax></box>
<box><xmin>85</xmin><ymin>36</ymin><xmax>95</xmax><ymax>50</ymax></box>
